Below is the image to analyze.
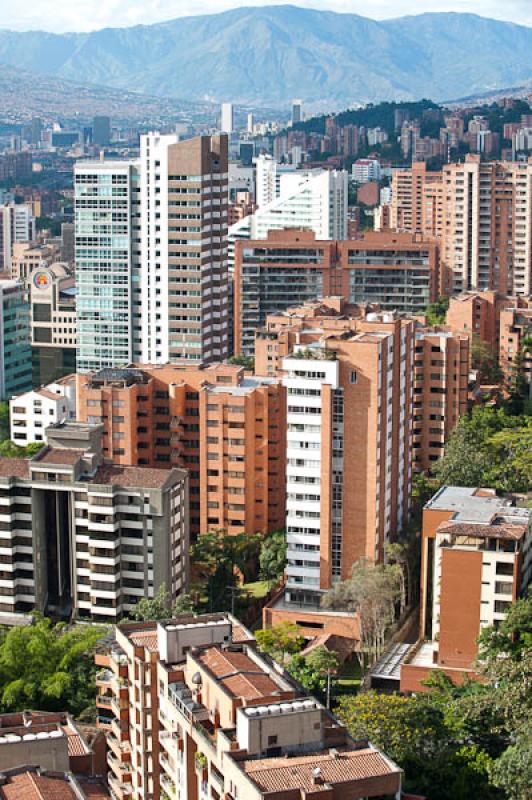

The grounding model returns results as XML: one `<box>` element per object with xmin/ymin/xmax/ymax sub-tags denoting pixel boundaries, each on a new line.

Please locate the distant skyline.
<box><xmin>1</xmin><ymin>0</ymin><xmax>532</xmax><ymax>33</ymax></box>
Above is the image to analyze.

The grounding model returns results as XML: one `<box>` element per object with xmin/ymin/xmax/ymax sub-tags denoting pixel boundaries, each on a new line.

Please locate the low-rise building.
<box><xmin>95</xmin><ymin>613</ymin><xmax>402</xmax><ymax>800</ymax></box>
<box><xmin>0</xmin><ymin>766</ymin><xmax>110</xmax><ymax>800</ymax></box>
<box><xmin>0</xmin><ymin>422</ymin><xmax>189</xmax><ymax>624</ymax></box>
<box><xmin>10</xmin><ymin>376</ymin><xmax>76</xmax><ymax>446</ymax></box>
<box><xmin>400</xmin><ymin>487</ymin><xmax>532</xmax><ymax>692</ymax></box>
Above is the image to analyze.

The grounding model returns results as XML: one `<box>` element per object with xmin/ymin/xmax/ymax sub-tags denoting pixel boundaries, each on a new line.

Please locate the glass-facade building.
<box><xmin>0</xmin><ymin>281</ymin><xmax>32</xmax><ymax>400</ymax></box>
<box><xmin>75</xmin><ymin>161</ymin><xmax>139</xmax><ymax>372</ymax></box>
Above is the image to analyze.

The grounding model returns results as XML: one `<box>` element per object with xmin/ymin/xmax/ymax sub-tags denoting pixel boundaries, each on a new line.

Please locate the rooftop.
<box><xmin>241</xmin><ymin>745</ymin><xmax>400</xmax><ymax>795</ymax></box>
<box><xmin>0</xmin><ymin>458</ymin><xmax>30</xmax><ymax>480</ymax></box>
<box><xmin>198</xmin><ymin>647</ymin><xmax>282</xmax><ymax>700</ymax></box>
<box><xmin>425</xmin><ymin>486</ymin><xmax>504</xmax><ymax>523</ymax></box>
<box><xmin>0</xmin><ymin>770</ymin><xmax>77</xmax><ymax>800</ymax></box>
<box><xmin>437</xmin><ymin>519</ymin><xmax>528</xmax><ymax>542</ymax></box>
<box><xmin>89</xmin><ymin>464</ymin><xmax>182</xmax><ymax>490</ymax></box>
<box><xmin>33</xmin><ymin>448</ymin><xmax>83</xmax><ymax>466</ymax></box>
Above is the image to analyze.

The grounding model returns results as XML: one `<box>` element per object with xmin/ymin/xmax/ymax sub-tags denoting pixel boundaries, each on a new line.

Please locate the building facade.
<box><xmin>76</xmin><ymin>364</ymin><xmax>285</xmax><ymax>539</ymax></box>
<box><xmin>0</xmin><ymin>280</ymin><xmax>32</xmax><ymax>400</ymax></box>
<box><xmin>30</xmin><ymin>262</ymin><xmax>77</xmax><ymax>385</ymax></box>
<box><xmin>400</xmin><ymin>487</ymin><xmax>532</xmax><ymax>692</ymax></box>
<box><xmin>95</xmin><ymin>614</ymin><xmax>402</xmax><ymax>800</ymax></box>
<box><xmin>234</xmin><ymin>230</ymin><xmax>439</xmax><ymax>356</ymax></box>
<box><xmin>0</xmin><ymin>422</ymin><xmax>188</xmax><ymax>624</ymax></box>
<box><xmin>10</xmin><ymin>376</ymin><xmax>76</xmax><ymax>445</ymax></box>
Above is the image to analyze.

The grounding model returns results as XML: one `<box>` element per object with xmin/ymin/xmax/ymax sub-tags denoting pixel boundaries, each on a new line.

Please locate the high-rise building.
<box><xmin>30</xmin><ymin>263</ymin><xmax>77</xmax><ymax>385</ymax></box>
<box><xmin>221</xmin><ymin>102</ymin><xmax>234</xmax><ymax>133</ymax></box>
<box><xmin>292</xmin><ymin>98</ymin><xmax>303</xmax><ymax>125</ymax></box>
<box><xmin>76</xmin><ymin>363</ymin><xmax>285</xmax><ymax>539</ymax></box>
<box><xmin>258</xmin><ymin>302</ymin><xmax>414</xmax><ymax>634</ymax></box>
<box><xmin>139</xmin><ymin>133</ymin><xmax>229</xmax><ymax>365</ymax></box>
<box><xmin>75</xmin><ymin>134</ymin><xmax>229</xmax><ymax>371</ymax></box>
<box><xmin>95</xmin><ymin>613</ymin><xmax>402</xmax><ymax>800</ymax></box>
<box><xmin>412</xmin><ymin>330</ymin><xmax>469</xmax><ymax>471</ymax></box>
<box><xmin>0</xmin><ymin>421</ymin><xmax>188</xmax><ymax>624</ymax></box>
<box><xmin>234</xmin><ymin>230</ymin><xmax>439</xmax><ymax>356</ymax></box>
<box><xmin>400</xmin><ymin>487</ymin><xmax>532</xmax><ymax>692</ymax></box>
<box><xmin>10</xmin><ymin>376</ymin><xmax>76</xmax><ymax>446</ymax></box>
<box><xmin>75</xmin><ymin>159</ymin><xmax>139</xmax><ymax>373</ymax></box>
<box><xmin>229</xmin><ymin>169</ymin><xmax>348</xmax><ymax>273</ymax></box>
<box><xmin>92</xmin><ymin>115</ymin><xmax>111</xmax><ymax>147</ymax></box>
<box><xmin>0</xmin><ymin>279</ymin><xmax>32</xmax><ymax>400</ymax></box>
<box><xmin>390</xmin><ymin>156</ymin><xmax>532</xmax><ymax>296</ymax></box>
<box><xmin>0</xmin><ymin>204</ymin><xmax>35</xmax><ymax>272</ymax></box>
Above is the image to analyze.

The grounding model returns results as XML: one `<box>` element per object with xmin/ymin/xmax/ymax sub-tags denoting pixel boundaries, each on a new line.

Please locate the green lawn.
<box><xmin>335</xmin><ymin>658</ymin><xmax>362</xmax><ymax>693</ymax></box>
<box><xmin>242</xmin><ymin>580</ymin><xmax>271</xmax><ymax>599</ymax></box>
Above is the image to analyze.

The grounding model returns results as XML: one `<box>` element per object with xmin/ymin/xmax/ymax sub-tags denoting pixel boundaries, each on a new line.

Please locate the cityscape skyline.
<box><xmin>2</xmin><ymin>0</ymin><xmax>532</xmax><ymax>33</ymax></box>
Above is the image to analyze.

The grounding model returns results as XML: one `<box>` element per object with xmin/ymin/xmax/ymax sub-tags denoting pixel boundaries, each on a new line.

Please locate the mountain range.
<box><xmin>1</xmin><ymin>5</ymin><xmax>532</xmax><ymax>108</ymax></box>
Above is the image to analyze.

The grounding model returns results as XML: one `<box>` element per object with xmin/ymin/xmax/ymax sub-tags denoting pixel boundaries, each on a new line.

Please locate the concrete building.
<box><xmin>76</xmin><ymin>364</ymin><xmax>285</xmax><ymax>540</ymax></box>
<box><xmin>30</xmin><ymin>262</ymin><xmax>77</xmax><ymax>385</ymax></box>
<box><xmin>10</xmin><ymin>242</ymin><xmax>58</xmax><ymax>283</ymax></box>
<box><xmin>257</xmin><ymin>300</ymin><xmax>414</xmax><ymax>634</ymax></box>
<box><xmin>0</xmin><ymin>422</ymin><xmax>188</xmax><ymax>623</ymax></box>
<box><xmin>292</xmin><ymin>99</ymin><xmax>303</xmax><ymax>125</ymax></box>
<box><xmin>234</xmin><ymin>230</ymin><xmax>439</xmax><ymax>356</ymax></box>
<box><xmin>75</xmin><ymin>134</ymin><xmax>229</xmax><ymax>371</ymax></box>
<box><xmin>499</xmin><ymin>304</ymin><xmax>532</xmax><ymax>388</ymax></box>
<box><xmin>0</xmin><ymin>204</ymin><xmax>35</xmax><ymax>273</ymax></box>
<box><xmin>221</xmin><ymin>103</ymin><xmax>234</xmax><ymax>134</ymax></box>
<box><xmin>352</xmin><ymin>159</ymin><xmax>381</xmax><ymax>184</ymax></box>
<box><xmin>95</xmin><ymin>614</ymin><xmax>402</xmax><ymax>800</ymax></box>
<box><xmin>412</xmin><ymin>330</ymin><xmax>469</xmax><ymax>471</ymax></box>
<box><xmin>229</xmin><ymin>167</ymin><xmax>348</xmax><ymax>272</ymax></box>
<box><xmin>93</xmin><ymin>116</ymin><xmax>111</xmax><ymax>147</ymax></box>
<box><xmin>400</xmin><ymin>487</ymin><xmax>532</xmax><ymax>692</ymax></box>
<box><xmin>139</xmin><ymin>133</ymin><xmax>229</xmax><ymax>365</ymax></box>
<box><xmin>0</xmin><ymin>710</ymin><xmax>107</xmax><ymax>778</ymax></box>
<box><xmin>10</xmin><ymin>376</ymin><xmax>76</xmax><ymax>445</ymax></box>
<box><xmin>0</xmin><ymin>280</ymin><xmax>32</xmax><ymax>400</ymax></box>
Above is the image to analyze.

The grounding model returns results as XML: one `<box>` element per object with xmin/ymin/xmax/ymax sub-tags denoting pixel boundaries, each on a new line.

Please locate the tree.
<box><xmin>0</xmin><ymin>402</ymin><xmax>9</xmax><ymax>441</ymax></box>
<box><xmin>425</xmin><ymin>296</ymin><xmax>449</xmax><ymax>326</ymax></box>
<box><xmin>321</xmin><ymin>559</ymin><xmax>401</xmax><ymax>671</ymax></box>
<box><xmin>259</xmin><ymin>530</ymin><xmax>287</xmax><ymax>585</ymax></box>
<box><xmin>129</xmin><ymin>584</ymin><xmax>196</xmax><ymax>621</ymax></box>
<box><xmin>434</xmin><ymin>407</ymin><xmax>532</xmax><ymax>493</ymax></box>
<box><xmin>255</xmin><ymin>622</ymin><xmax>304</xmax><ymax>664</ymax></box>
<box><xmin>191</xmin><ymin>530</ymin><xmax>261</xmax><ymax>611</ymax></box>
<box><xmin>334</xmin><ymin>692</ymin><xmax>498</xmax><ymax>800</ymax></box>
<box><xmin>0</xmin><ymin>440</ymin><xmax>43</xmax><ymax>458</ymax></box>
<box><xmin>288</xmin><ymin>647</ymin><xmax>339</xmax><ymax>698</ymax></box>
<box><xmin>471</xmin><ymin>335</ymin><xmax>503</xmax><ymax>385</ymax></box>
<box><xmin>0</xmin><ymin>616</ymin><xmax>106</xmax><ymax>717</ymax></box>
<box><xmin>228</xmin><ymin>355</ymin><xmax>255</xmax><ymax>371</ymax></box>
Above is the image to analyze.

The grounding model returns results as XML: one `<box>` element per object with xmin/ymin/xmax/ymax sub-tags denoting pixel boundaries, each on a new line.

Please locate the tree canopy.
<box><xmin>259</xmin><ymin>530</ymin><xmax>287</xmax><ymax>585</ymax></box>
<box><xmin>434</xmin><ymin>407</ymin><xmax>532</xmax><ymax>493</ymax></box>
<box><xmin>0</xmin><ymin>616</ymin><xmax>106</xmax><ymax>717</ymax></box>
<box><xmin>129</xmin><ymin>584</ymin><xmax>196</xmax><ymax>621</ymax></box>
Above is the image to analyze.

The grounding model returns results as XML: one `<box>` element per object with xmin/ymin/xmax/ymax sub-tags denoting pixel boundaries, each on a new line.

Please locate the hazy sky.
<box><xmin>1</xmin><ymin>0</ymin><xmax>531</xmax><ymax>33</ymax></box>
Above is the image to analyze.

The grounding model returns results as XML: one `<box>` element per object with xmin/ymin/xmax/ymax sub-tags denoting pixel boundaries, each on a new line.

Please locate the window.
<box><xmin>267</xmin><ymin>735</ymin><xmax>278</xmax><ymax>746</ymax></box>
<box><xmin>350</xmin><ymin>370</ymin><xmax>358</xmax><ymax>384</ymax></box>
<box><xmin>494</xmin><ymin>600</ymin><xmax>511</xmax><ymax>614</ymax></box>
<box><xmin>496</xmin><ymin>562</ymin><xmax>514</xmax><ymax>576</ymax></box>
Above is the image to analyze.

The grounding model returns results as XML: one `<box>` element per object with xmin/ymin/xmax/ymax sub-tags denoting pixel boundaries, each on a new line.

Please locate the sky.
<box><xmin>1</xmin><ymin>0</ymin><xmax>531</xmax><ymax>33</ymax></box>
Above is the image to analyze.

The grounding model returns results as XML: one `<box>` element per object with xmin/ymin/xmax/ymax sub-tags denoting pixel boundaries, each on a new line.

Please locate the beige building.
<box><xmin>30</xmin><ymin>262</ymin><xmax>77</xmax><ymax>384</ymax></box>
<box><xmin>95</xmin><ymin>614</ymin><xmax>402</xmax><ymax>800</ymax></box>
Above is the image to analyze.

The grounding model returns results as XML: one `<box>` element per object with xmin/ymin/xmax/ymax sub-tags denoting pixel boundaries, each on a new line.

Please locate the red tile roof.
<box><xmin>35</xmin><ymin>449</ymin><xmax>83</xmax><ymax>466</ymax></box>
<box><xmin>0</xmin><ymin>457</ymin><xmax>30</xmax><ymax>479</ymax></box>
<box><xmin>242</xmin><ymin>746</ymin><xmax>400</xmax><ymax>793</ymax></box>
<box><xmin>0</xmin><ymin>772</ymin><xmax>77</xmax><ymax>800</ymax></box>
<box><xmin>90</xmin><ymin>464</ymin><xmax>177</xmax><ymax>489</ymax></box>
<box><xmin>198</xmin><ymin>648</ymin><xmax>281</xmax><ymax>700</ymax></box>
<box><xmin>438</xmin><ymin>519</ymin><xmax>527</xmax><ymax>541</ymax></box>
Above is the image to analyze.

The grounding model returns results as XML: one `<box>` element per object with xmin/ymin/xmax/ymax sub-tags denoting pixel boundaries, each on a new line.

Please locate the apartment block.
<box><xmin>229</xmin><ymin>167</ymin><xmax>348</xmax><ymax>272</ymax></box>
<box><xmin>257</xmin><ymin>301</ymin><xmax>414</xmax><ymax>633</ymax></box>
<box><xmin>412</xmin><ymin>330</ymin><xmax>469</xmax><ymax>471</ymax></box>
<box><xmin>0</xmin><ymin>204</ymin><xmax>35</xmax><ymax>273</ymax></box>
<box><xmin>10</xmin><ymin>375</ymin><xmax>76</xmax><ymax>445</ymax></box>
<box><xmin>234</xmin><ymin>230</ymin><xmax>439</xmax><ymax>356</ymax></box>
<box><xmin>391</xmin><ymin>156</ymin><xmax>532</xmax><ymax>296</ymax></box>
<box><xmin>499</xmin><ymin>304</ymin><xmax>532</xmax><ymax>387</ymax></box>
<box><xmin>30</xmin><ymin>262</ymin><xmax>77</xmax><ymax>385</ymax></box>
<box><xmin>76</xmin><ymin>134</ymin><xmax>229</xmax><ymax>372</ymax></box>
<box><xmin>139</xmin><ymin>133</ymin><xmax>229</xmax><ymax>365</ymax></box>
<box><xmin>95</xmin><ymin>614</ymin><xmax>401</xmax><ymax>800</ymax></box>
<box><xmin>0</xmin><ymin>279</ymin><xmax>32</xmax><ymax>400</ymax></box>
<box><xmin>0</xmin><ymin>422</ymin><xmax>188</xmax><ymax>624</ymax></box>
<box><xmin>400</xmin><ymin>487</ymin><xmax>532</xmax><ymax>692</ymax></box>
<box><xmin>76</xmin><ymin>364</ymin><xmax>285</xmax><ymax>539</ymax></box>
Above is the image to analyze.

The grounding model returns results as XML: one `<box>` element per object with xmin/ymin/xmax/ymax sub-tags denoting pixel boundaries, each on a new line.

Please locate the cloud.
<box><xmin>2</xmin><ymin>0</ymin><xmax>532</xmax><ymax>32</ymax></box>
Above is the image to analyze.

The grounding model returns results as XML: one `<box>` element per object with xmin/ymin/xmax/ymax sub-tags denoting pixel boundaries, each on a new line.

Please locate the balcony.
<box><xmin>160</xmin><ymin>773</ymin><xmax>177</xmax><ymax>799</ymax></box>
<box><xmin>96</xmin><ymin>695</ymin><xmax>114</xmax><ymax>709</ymax></box>
<box><xmin>108</xmin><ymin>771</ymin><xmax>133</xmax><ymax>799</ymax></box>
<box><xmin>96</xmin><ymin>668</ymin><xmax>113</xmax><ymax>686</ymax></box>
